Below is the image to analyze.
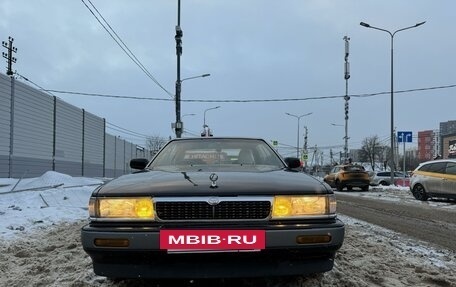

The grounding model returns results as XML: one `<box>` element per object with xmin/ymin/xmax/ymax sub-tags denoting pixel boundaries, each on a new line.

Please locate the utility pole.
<box><xmin>343</xmin><ymin>36</ymin><xmax>350</xmax><ymax>163</ymax></box>
<box><xmin>303</xmin><ymin>126</ymin><xmax>308</xmax><ymax>169</ymax></box>
<box><xmin>2</xmin><ymin>36</ymin><xmax>17</xmax><ymax>76</ymax></box>
<box><xmin>310</xmin><ymin>145</ymin><xmax>318</xmax><ymax>173</ymax></box>
<box><xmin>174</xmin><ymin>0</ymin><xmax>183</xmax><ymax>138</ymax></box>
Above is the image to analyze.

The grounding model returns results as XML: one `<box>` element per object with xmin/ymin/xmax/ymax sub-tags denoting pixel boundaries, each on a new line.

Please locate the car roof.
<box><xmin>419</xmin><ymin>158</ymin><xmax>456</xmax><ymax>165</ymax></box>
<box><xmin>415</xmin><ymin>158</ymin><xmax>456</xmax><ymax>170</ymax></box>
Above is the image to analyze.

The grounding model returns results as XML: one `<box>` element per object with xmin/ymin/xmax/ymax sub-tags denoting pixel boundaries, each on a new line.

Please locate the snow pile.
<box><xmin>0</xmin><ymin>171</ymin><xmax>103</xmax><ymax>194</ymax></box>
<box><xmin>0</xmin><ymin>171</ymin><xmax>102</xmax><ymax>240</ymax></box>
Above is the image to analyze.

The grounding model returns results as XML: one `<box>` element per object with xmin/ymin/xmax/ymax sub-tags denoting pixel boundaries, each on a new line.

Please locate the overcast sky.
<box><xmin>1</xmin><ymin>0</ymin><xmax>455</xmax><ymax>158</ymax></box>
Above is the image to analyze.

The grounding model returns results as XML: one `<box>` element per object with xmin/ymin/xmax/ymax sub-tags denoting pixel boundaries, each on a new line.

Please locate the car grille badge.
<box><xmin>210</xmin><ymin>173</ymin><xmax>219</xmax><ymax>188</ymax></box>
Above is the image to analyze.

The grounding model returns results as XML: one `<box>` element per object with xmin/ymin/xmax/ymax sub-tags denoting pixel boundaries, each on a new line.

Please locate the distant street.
<box><xmin>336</xmin><ymin>192</ymin><xmax>456</xmax><ymax>251</ymax></box>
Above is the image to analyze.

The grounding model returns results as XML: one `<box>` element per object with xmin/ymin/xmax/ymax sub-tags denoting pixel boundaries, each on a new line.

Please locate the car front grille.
<box><xmin>155</xmin><ymin>200</ymin><xmax>271</xmax><ymax>221</ymax></box>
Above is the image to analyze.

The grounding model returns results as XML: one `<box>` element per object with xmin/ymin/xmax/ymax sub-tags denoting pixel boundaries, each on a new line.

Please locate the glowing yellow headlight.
<box><xmin>93</xmin><ymin>197</ymin><xmax>154</xmax><ymax>219</ymax></box>
<box><xmin>272</xmin><ymin>195</ymin><xmax>334</xmax><ymax>218</ymax></box>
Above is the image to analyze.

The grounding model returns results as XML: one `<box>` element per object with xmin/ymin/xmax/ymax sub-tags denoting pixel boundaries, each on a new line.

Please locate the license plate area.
<box><xmin>160</xmin><ymin>229</ymin><xmax>265</xmax><ymax>252</ymax></box>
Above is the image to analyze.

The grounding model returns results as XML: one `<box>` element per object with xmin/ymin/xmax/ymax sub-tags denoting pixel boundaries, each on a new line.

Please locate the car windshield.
<box><xmin>149</xmin><ymin>138</ymin><xmax>285</xmax><ymax>172</ymax></box>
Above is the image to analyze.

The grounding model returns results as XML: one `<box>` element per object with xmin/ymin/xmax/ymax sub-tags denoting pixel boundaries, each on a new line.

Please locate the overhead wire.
<box><xmin>106</xmin><ymin>126</ymin><xmax>149</xmax><ymax>140</ymax></box>
<box><xmin>106</xmin><ymin>122</ymin><xmax>151</xmax><ymax>138</ymax></box>
<box><xmin>81</xmin><ymin>0</ymin><xmax>174</xmax><ymax>98</ymax></box>
<box><xmin>46</xmin><ymin>83</ymin><xmax>456</xmax><ymax>103</ymax></box>
<box><xmin>46</xmin><ymin>89</ymin><xmax>173</xmax><ymax>101</ymax></box>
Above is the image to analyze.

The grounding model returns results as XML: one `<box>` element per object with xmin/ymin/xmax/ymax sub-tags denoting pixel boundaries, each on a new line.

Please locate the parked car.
<box><xmin>323</xmin><ymin>164</ymin><xmax>370</xmax><ymax>191</ymax></box>
<box><xmin>81</xmin><ymin>137</ymin><xmax>345</xmax><ymax>279</ymax></box>
<box><xmin>410</xmin><ymin>159</ymin><xmax>456</xmax><ymax>201</ymax></box>
<box><xmin>370</xmin><ymin>171</ymin><xmax>409</xmax><ymax>186</ymax></box>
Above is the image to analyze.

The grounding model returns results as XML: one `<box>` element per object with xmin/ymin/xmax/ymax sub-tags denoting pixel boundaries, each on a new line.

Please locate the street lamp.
<box><xmin>181</xmin><ymin>74</ymin><xmax>210</xmax><ymax>82</ymax></box>
<box><xmin>203</xmin><ymin>106</ymin><xmax>220</xmax><ymax>136</ymax></box>
<box><xmin>182</xmin><ymin>113</ymin><xmax>196</xmax><ymax>118</ymax></box>
<box><xmin>285</xmin><ymin>112</ymin><xmax>313</xmax><ymax>158</ymax></box>
<box><xmin>174</xmin><ymin>73</ymin><xmax>211</xmax><ymax>138</ymax></box>
<box><xmin>360</xmin><ymin>20</ymin><xmax>425</xmax><ymax>185</ymax></box>
<box><xmin>203</xmin><ymin>106</ymin><xmax>220</xmax><ymax>128</ymax></box>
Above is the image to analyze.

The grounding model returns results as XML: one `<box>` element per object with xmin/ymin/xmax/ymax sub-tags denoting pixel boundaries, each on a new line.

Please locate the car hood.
<box><xmin>95</xmin><ymin>170</ymin><xmax>331</xmax><ymax>196</ymax></box>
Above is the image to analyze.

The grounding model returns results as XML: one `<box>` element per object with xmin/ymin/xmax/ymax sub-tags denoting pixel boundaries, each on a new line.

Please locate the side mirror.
<box><xmin>284</xmin><ymin>157</ymin><xmax>301</xmax><ymax>169</ymax></box>
<box><xmin>130</xmin><ymin>158</ymin><xmax>149</xmax><ymax>170</ymax></box>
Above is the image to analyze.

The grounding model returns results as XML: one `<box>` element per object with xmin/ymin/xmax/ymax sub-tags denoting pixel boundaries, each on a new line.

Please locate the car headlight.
<box><xmin>89</xmin><ymin>197</ymin><xmax>154</xmax><ymax>220</ymax></box>
<box><xmin>271</xmin><ymin>195</ymin><xmax>336</xmax><ymax>219</ymax></box>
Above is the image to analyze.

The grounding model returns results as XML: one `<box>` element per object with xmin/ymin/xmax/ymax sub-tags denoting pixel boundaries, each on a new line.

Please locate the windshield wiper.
<box><xmin>181</xmin><ymin>172</ymin><xmax>198</xmax><ymax>186</ymax></box>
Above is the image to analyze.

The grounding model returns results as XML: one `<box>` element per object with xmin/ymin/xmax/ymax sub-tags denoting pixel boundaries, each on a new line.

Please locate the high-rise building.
<box><xmin>440</xmin><ymin>120</ymin><xmax>456</xmax><ymax>136</ymax></box>
<box><xmin>417</xmin><ymin>130</ymin><xmax>439</xmax><ymax>161</ymax></box>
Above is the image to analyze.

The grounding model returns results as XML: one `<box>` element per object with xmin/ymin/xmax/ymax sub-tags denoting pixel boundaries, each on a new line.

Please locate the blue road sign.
<box><xmin>397</xmin><ymin>131</ymin><xmax>412</xmax><ymax>143</ymax></box>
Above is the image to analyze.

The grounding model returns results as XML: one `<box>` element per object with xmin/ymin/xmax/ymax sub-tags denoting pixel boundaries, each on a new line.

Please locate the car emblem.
<box><xmin>207</xmin><ymin>197</ymin><xmax>220</xmax><ymax>205</ymax></box>
<box><xmin>209</xmin><ymin>173</ymin><xmax>219</xmax><ymax>188</ymax></box>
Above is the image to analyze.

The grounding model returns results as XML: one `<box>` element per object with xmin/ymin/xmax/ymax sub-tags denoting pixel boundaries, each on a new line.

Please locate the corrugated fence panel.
<box><xmin>104</xmin><ymin>134</ymin><xmax>116</xmax><ymax>178</ymax></box>
<box><xmin>125</xmin><ymin>141</ymin><xmax>133</xmax><ymax>174</ymax></box>
<box><xmin>83</xmin><ymin>111</ymin><xmax>104</xmax><ymax>177</ymax></box>
<box><xmin>12</xmin><ymin>80</ymin><xmax>53</xmax><ymax>177</ymax></box>
<box><xmin>0</xmin><ymin>73</ymin><xmax>151</xmax><ymax>178</ymax></box>
<box><xmin>0</xmin><ymin>74</ymin><xmax>11</xmax><ymax>177</ymax></box>
<box><xmin>55</xmin><ymin>98</ymin><xmax>83</xmax><ymax>176</ymax></box>
<box><xmin>115</xmin><ymin>137</ymin><xmax>125</xmax><ymax>177</ymax></box>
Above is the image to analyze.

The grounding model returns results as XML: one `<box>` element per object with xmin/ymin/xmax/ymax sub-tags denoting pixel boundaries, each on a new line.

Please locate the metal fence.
<box><xmin>0</xmin><ymin>73</ymin><xmax>150</xmax><ymax>178</ymax></box>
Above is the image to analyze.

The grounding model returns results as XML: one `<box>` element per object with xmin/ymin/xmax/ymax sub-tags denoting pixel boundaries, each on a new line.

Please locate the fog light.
<box><xmin>94</xmin><ymin>238</ymin><xmax>129</xmax><ymax>247</ymax></box>
<box><xmin>296</xmin><ymin>235</ymin><xmax>331</xmax><ymax>244</ymax></box>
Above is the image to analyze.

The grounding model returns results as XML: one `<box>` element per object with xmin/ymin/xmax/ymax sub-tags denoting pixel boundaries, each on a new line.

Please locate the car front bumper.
<box><xmin>81</xmin><ymin>220</ymin><xmax>345</xmax><ymax>279</ymax></box>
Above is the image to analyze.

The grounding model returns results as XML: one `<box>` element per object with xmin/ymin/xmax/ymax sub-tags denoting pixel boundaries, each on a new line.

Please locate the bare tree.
<box><xmin>360</xmin><ymin>135</ymin><xmax>386</xmax><ymax>171</ymax></box>
<box><xmin>146</xmin><ymin>135</ymin><xmax>167</xmax><ymax>156</ymax></box>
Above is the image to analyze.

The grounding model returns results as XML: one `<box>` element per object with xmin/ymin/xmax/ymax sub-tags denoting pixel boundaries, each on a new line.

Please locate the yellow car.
<box><xmin>324</xmin><ymin>164</ymin><xmax>370</xmax><ymax>191</ymax></box>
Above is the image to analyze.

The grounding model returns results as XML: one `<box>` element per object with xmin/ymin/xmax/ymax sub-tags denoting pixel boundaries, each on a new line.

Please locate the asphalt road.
<box><xmin>335</xmin><ymin>193</ymin><xmax>456</xmax><ymax>251</ymax></box>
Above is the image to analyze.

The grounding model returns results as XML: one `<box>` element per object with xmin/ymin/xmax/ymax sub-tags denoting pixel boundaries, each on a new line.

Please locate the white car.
<box><xmin>370</xmin><ymin>171</ymin><xmax>409</xmax><ymax>186</ymax></box>
<box><xmin>410</xmin><ymin>159</ymin><xmax>456</xmax><ymax>201</ymax></box>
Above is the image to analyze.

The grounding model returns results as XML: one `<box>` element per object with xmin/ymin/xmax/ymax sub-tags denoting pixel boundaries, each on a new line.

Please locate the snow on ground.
<box><xmin>0</xmin><ymin>172</ymin><xmax>455</xmax><ymax>287</ymax></box>
<box><xmin>0</xmin><ymin>171</ymin><xmax>104</xmax><ymax>240</ymax></box>
<box><xmin>314</xmin><ymin>175</ymin><xmax>456</xmax><ymax>210</ymax></box>
<box><xmin>338</xmin><ymin>184</ymin><xmax>456</xmax><ymax>210</ymax></box>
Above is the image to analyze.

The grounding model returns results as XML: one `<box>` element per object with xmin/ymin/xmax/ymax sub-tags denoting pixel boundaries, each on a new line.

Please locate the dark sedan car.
<box><xmin>81</xmin><ymin>137</ymin><xmax>345</xmax><ymax>279</ymax></box>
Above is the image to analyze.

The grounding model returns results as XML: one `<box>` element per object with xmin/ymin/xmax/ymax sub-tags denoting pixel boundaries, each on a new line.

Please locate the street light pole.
<box><xmin>360</xmin><ymin>20</ymin><xmax>425</xmax><ymax>185</ymax></box>
<box><xmin>285</xmin><ymin>112</ymin><xmax>312</xmax><ymax>158</ymax></box>
<box><xmin>173</xmin><ymin>73</ymin><xmax>210</xmax><ymax>137</ymax></box>
<box><xmin>343</xmin><ymin>36</ymin><xmax>350</xmax><ymax>163</ymax></box>
<box><xmin>202</xmin><ymin>106</ymin><xmax>220</xmax><ymax>136</ymax></box>
<box><xmin>174</xmin><ymin>0</ymin><xmax>183</xmax><ymax>138</ymax></box>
